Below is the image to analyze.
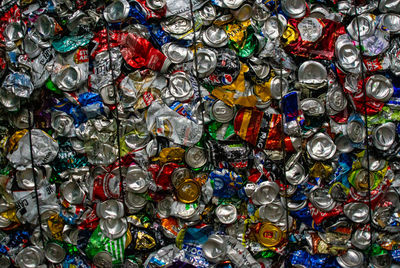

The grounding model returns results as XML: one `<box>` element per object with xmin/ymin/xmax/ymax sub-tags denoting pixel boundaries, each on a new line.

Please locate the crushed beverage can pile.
<box><xmin>2</xmin><ymin>0</ymin><xmax>400</xmax><ymax>267</ymax></box>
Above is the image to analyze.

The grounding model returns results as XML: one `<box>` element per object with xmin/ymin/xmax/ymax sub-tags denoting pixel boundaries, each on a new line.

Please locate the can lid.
<box><xmin>146</xmin><ymin>0</ymin><xmax>166</xmax><ymax>10</ymax></box>
<box><xmin>347</xmin><ymin>14</ymin><xmax>375</xmax><ymax>41</ymax></box>
<box><xmin>269</xmin><ymin>76</ymin><xmax>288</xmax><ymax>100</ymax></box>
<box><xmin>335</xmin><ymin>135</ymin><xmax>354</xmax><ymax>153</ymax></box>
<box><xmin>103</xmin><ymin>0</ymin><xmax>130</xmax><ymax>23</ymax></box>
<box><xmin>4</xmin><ymin>21</ymin><xmax>26</xmax><ymax>42</ymax></box>
<box><xmin>249</xmin><ymin>61</ymin><xmax>270</xmax><ymax>79</ymax></box>
<box><xmin>60</xmin><ymin>180</ymin><xmax>86</xmax><ymax>205</ymax></box>
<box><xmin>309</xmin><ymin>187</ymin><xmax>336</xmax><ymax>212</ymax></box>
<box><xmin>281</xmin><ymin>0</ymin><xmax>306</xmax><ymax>18</ymax></box>
<box><xmin>307</xmin><ymin>132</ymin><xmax>336</xmax><ymax>161</ymax></box>
<box><xmin>211</xmin><ymin>100</ymin><xmax>235</xmax><ymax>123</ymax></box>
<box><xmin>336</xmin><ymin>249</ymin><xmax>364</xmax><ymax>268</ymax></box>
<box><xmin>55</xmin><ymin>66</ymin><xmax>81</xmax><ymax>92</ymax></box>
<box><xmin>44</xmin><ymin>242</ymin><xmax>66</xmax><ymax>263</ymax></box>
<box><xmin>193</xmin><ymin>49</ymin><xmax>217</xmax><ymax>78</ymax></box>
<box><xmin>161</xmin><ymin>16</ymin><xmax>192</xmax><ymax>35</ymax></box>
<box><xmin>185</xmin><ymin>146</ymin><xmax>207</xmax><ymax>169</ymax></box>
<box><xmin>126</xmin><ymin>166</ymin><xmax>150</xmax><ymax>193</ymax></box>
<box><xmin>298</xmin><ymin>61</ymin><xmax>327</xmax><ymax>88</ymax></box>
<box><xmin>301</xmin><ymin>98</ymin><xmax>325</xmax><ymax>116</ymax></box>
<box><xmin>100</xmin><ymin>218</ymin><xmax>128</xmax><ymax>239</ymax></box>
<box><xmin>344</xmin><ymin>202</ymin><xmax>370</xmax><ymax>223</ymax></box>
<box><xmin>15</xmin><ymin>246</ymin><xmax>44</xmax><ymax>268</ymax></box>
<box><xmin>202</xmin><ymin>234</ymin><xmax>227</xmax><ymax>262</ymax></box>
<box><xmin>215</xmin><ymin>204</ymin><xmax>237</xmax><ymax>224</ymax></box>
<box><xmin>372</xmin><ymin>122</ymin><xmax>396</xmax><ymax>150</ymax></box>
<box><xmin>285</xmin><ymin>163</ymin><xmax>307</xmax><ymax>185</ymax></box>
<box><xmin>262</xmin><ymin>15</ymin><xmax>287</xmax><ymax>39</ymax></box>
<box><xmin>335</xmin><ymin>36</ymin><xmax>361</xmax><ymax>73</ymax></box>
<box><xmin>176</xmin><ymin>179</ymin><xmax>201</xmax><ymax>203</ymax></box>
<box><xmin>171</xmin><ymin>167</ymin><xmax>193</xmax><ymax>187</ymax></box>
<box><xmin>203</xmin><ymin>26</ymin><xmax>228</xmax><ymax>48</ymax></box>
<box><xmin>365</xmin><ymin>75</ymin><xmax>394</xmax><ymax>102</ymax></box>
<box><xmin>34</xmin><ymin>15</ymin><xmax>55</xmax><ymax>39</ymax></box>
<box><xmin>256</xmin><ymin>223</ymin><xmax>283</xmax><ymax>247</ymax></box>
<box><xmin>351</xmin><ymin>228</ymin><xmax>371</xmax><ymax>250</ymax></box>
<box><xmin>252</xmin><ymin>4</ymin><xmax>270</xmax><ymax>22</ymax></box>
<box><xmin>259</xmin><ymin>202</ymin><xmax>284</xmax><ymax>223</ymax></box>
<box><xmin>157</xmin><ymin>196</ymin><xmax>174</xmax><ymax>218</ymax></box>
<box><xmin>96</xmin><ymin>199</ymin><xmax>125</xmax><ymax>219</ymax></box>
<box><xmin>125</xmin><ymin>192</ymin><xmax>148</xmax><ymax>209</ymax></box>
<box><xmin>298</xmin><ymin>18</ymin><xmax>323</xmax><ymax>42</ymax></box>
<box><xmin>326</xmin><ymin>86</ymin><xmax>348</xmax><ymax>113</ymax></box>
<box><xmin>93</xmin><ymin>251</ymin><xmax>113</xmax><ymax>268</ymax></box>
<box><xmin>168</xmin><ymin>72</ymin><xmax>193</xmax><ymax>101</ymax></box>
<box><xmin>252</xmin><ymin>181</ymin><xmax>280</xmax><ymax>205</ymax></box>
<box><xmin>162</xmin><ymin>43</ymin><xmax>189</xmax><ymax>64</ymax></box>
<box><xmin>379</xmin><ymin>13</ymin><xmax>400</xmax><ymax>34</ymax></box>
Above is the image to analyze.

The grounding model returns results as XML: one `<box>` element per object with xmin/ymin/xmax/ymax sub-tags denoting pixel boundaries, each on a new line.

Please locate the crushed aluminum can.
<box><xmin>298</xmin><ymin>60</ymin><xmax>327</xmax><ymax>89</ymax></box>
<box><xmin>285</xmin><ymin>162</ymin><xmax>307</xmax><ymax>185</ymax></box>
<box><xmin>262</xmin><ymin>14</ymin><xmax>287</xmax><ymax>39</ymax></box>
<box><xmin>103</xmin><ymin>0</ymin><xmax>130</xmax><ymax>23</ymax></box>
<box><xmin>211</xmin><ymin>99</ymin><xmax>235</xmax><ymax>123</ymax></box>
<box><xmin>168</xmin><ymin>71</ymin><xmax>194</xmax><ymax>101</ymax></box>
<box><xmin>99</xmin><ymin>217</ymin><xmax>128</xmax><ymax>240</ymax></box>
<box><xmin>162</xmin><ymin>43</ymin><xmax>191</xmax><ymax>64</ymax></box>
<box><xmin>351</xmin><ymin>227</ymin><xmax>372</xmax><ymax>250</ymax></box>
<box><xmin>51</xmin><ymin>111</ymin><xmax>75</xmax><ymax>137</ymax></box>
<box><xmin>15</xmin><ymin>246</ymin><xmax>44</xmax><ymax>268</ymax></box>
<box><xmin>347</xmin><ymin>14</ymin><xmax>376</xmax><ymax>41</ymax></box>
<box><xmin>281</xmin><ymin>0</ymin><xmax>307</xmax><ymax>18</ymax></box>
<box><xmin>34</xmin><ymin>15</ymin><xmax>60</xmax><ymax>40</ymax></box>
<box><xmin>309</xmin><ymin>187</ymin><xmax>336</xmax><ymax>212</ymax></box>
<box><xmin>336</xmin><ymin>249</ymin><xmax>364</xmax><ymax>268</ymax></box>
<box><xmin>60</xmin><ymin>180</ymin><xmax>86</xmax><ymax>205</ymax></box>
<box><xmin>301</xmin><ymin>98</ymin><xmax>325</xmax><ymax>117</ymax></box>
<box><xmin>202</xmin><ymin>25</ymin><xmax>228</xmax><ymax>48</ymax></box>
<box><xmin>251</xmin><ymin>181</ymin><xmax>280</xmax><ymax>205</ymax></box>
<box><xmin>100</xmin><ymin>84</ymin><xmax>119</xmax><ymax>105</ymax></box>
<box><xmin>44</xmin><ymin>242</ymin><xmax>66</xmax><ymax>263</ymax></box>
<box><xmin>365</xmin><ymin>74</ymin><xmax>394</xmax><ymax>102</ymax></box>
<box><xmin>223</xmin><ymin>0</ymin><xmax>245</xmax><ymax>9</ymax></box>
<box><xmin>54</xmin><ymin>66</ymin><xmax>82</xmax><ymax>92</ymax></box>
<box><xmin>93</xmin><ymin>251</ymin><xmax>113</xmax><ymax>268</ymax></box>
<box><xmin>346</xmin><ymin>114</ymin><xmax>366</xmax><ymax>144</ymax></box>
<box><xmin>326</xmin><ymin>85</ymin><xmax>348</xmax><ymax>114</ymax></box>
<box><xmin>372</xmin><ymin>122</ymin><xmax>396</xmax><ymax>150</ymax></box>
<box><xmin>171</xmin><ymin>167</ymin><xmax>192</xmax><ymax>188</ymax></box>
<box><xmin>193</xmin><ymin>48</ymin><xmax>217</xmax><ymax>78</ymax></box>
<box><xmin>269</xmin><ymin>76</ymin><xmax>289</xmax><ymax>100</ymax></box>
<box><xmin>125</xmin><ymin>166</ymin><xmax>151</xmax><ymax>193</ymax></box>
<box><xmin>175</xmin><ymin>179</ymin><xmax>201</xmax><ymax>203</ymax></box>
<box><xmin>335</xmin><ymin>35</ymin><xmax>362</xmax><ymax>74</ymax></box>
<box><xmin>215</xmin><ymin>203</ymin><xmax>237</xmax><ymax>224</ymax></box>
<box><xmin>202</xmin><ymin>234</ymin><xmax>227</xmax><ymax>263</ymax></box>
<box><xmin>343</xmin><ymin>202</ymin><xmax>370</xmax><ymax>223</ymax></box>
<box><xmin>184</xmin><ymin>146</ymin><xmax>207</xmax><ymax>169</ymax></box>
<box><xmin>306</xmin><ymin>132</ymin><xmax>337</xmax><ymax>161</ymax></box>
<box><xmin>146</xmin><ymin>0</ymin><xmax>166</xmax><ymax>10</ymax></box>
<box><xmin>96</xmin><ymin>200</ymin><xmax>125</xmax><ymax>219</ymax></box>
<box><xmin>125</xmin><ymin>192</ymin><xmax>148</xmax><ymax>213</ymax></box>
<box><xmin>156</xmin><ymin>196</ymin><xmax>174</xmax><ymax>218</ymax></box>
<box><xmin>258</xmin><ymin>201</ymin><xmax>284</xmax><ymax>223</ymax></box>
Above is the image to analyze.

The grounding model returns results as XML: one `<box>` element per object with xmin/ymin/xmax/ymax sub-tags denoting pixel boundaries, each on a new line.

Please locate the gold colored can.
<box><xmin>256</xmin><ymin>223</ymin><xmax>283</xmax><ymax>247</ymax></box>
<box><xmin>176</xmin><ymin>179</ymin><xmax>201</xmax><ymax>203</ymax></box>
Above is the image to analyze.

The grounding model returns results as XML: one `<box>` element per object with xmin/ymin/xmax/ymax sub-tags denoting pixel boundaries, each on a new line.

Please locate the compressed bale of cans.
<box><xmin>2</xmin><ymin>0</ymin><xmax>400</xmax><ymax>267</ymax></box>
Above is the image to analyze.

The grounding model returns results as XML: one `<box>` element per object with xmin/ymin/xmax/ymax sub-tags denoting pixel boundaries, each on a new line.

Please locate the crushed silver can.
<box><xmin>93</xmin><ymin>251</ymin><xmax>113</xmax><ymax>268</ymax></box>
<box><xmin>125</xmin><ymin>165</ymin><xmax>151</xmax><ymax>193</ymax></box>
<box><xmin>103</xmin><ymin>0</ymin><xmax>130</xmax><ymax>23</ymax></box>
<box><xmin>251</xmin><ymin>181</ymin><xmax>280</xmax><ymax>205</ymax></box>
<box><xmin>44</xmin><ymin>242</ymin><xmax>66</xmax><ymax>263</ymax></box>
<box><xmin>202</xmin><ymin>234</ymin><xmax>227</xmax><ymax>263</ymax></box>
<box><xmin>215</xmin><ymin>203</ymin><xmax>237</xmax><ymax>224</ymax></box>
<box><xmin>15</xmin><ymin>246</ymin><xmax>44</xmax><ymax>268</ymax></box>
<box><xmin>99</xmin><ymin>217</ymin><xmax>128</xmax><ymax>239</ymax></box>
<box><xmin>97</xmin><ymin>200</ymin><xmax>125</xmax><ymax>220</ymax></box>
<box><xmin>211</xmin><ymin>100</ymin><xmax>235</xmax><ymax>123</ymax></box>
<box><xmin>306</xmin><ymin>132</ymin><xmax>337</xmax><ymax>161</ymax></box>
<box><xmin>343</xmin><ymin>202</ymin><xmax>370</xmax><ymax>223</ymax></box>
<box><xmin>185</xmin><ymin>146</ymin><xmax>207</xmax><ymax>169</ymax></box>
<box><xmin>336</xmin><ymin>249</ymin><xmax>364</xmax><ymax>268</ymax></box>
